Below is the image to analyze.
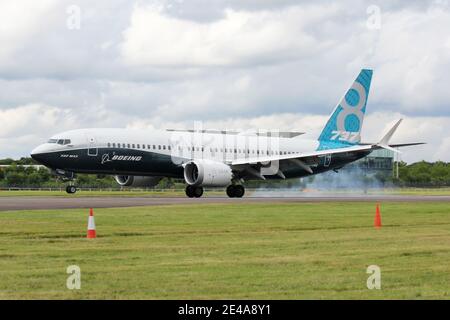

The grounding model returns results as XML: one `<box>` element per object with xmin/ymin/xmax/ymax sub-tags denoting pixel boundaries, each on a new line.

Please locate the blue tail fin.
<box><xmin>318</xmin><ymin>69</ymin><xmax>372</xmax><ymax>149</ymax></box>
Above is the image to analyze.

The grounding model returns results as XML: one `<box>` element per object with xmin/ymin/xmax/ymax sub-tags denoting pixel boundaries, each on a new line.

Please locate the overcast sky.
<box><xmin>0</xmin><ymin>0</ymin><xmax>449</xmax><ymax>163</ymax></box>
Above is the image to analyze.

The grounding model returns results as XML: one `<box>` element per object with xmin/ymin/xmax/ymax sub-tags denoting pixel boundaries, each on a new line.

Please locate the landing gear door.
<box><xmin>87</xmin><ymin>136</ymin><xmax>97</xmax><ymax>156</ymax></box>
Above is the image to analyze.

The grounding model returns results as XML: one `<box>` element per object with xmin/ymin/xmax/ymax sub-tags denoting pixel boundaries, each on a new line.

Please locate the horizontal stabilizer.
<box><xmin>388</xmin><ymin>142</ymin><xmax>426</xmax><ymax>148</ymax></box>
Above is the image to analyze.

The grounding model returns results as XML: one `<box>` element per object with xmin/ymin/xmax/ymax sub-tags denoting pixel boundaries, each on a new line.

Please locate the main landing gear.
<box><xmin>226</xmin><ymin>185</ymin><xmax>245</xmax><ymax>198</ymax></box>
<box><xmin>65</xmin><ymin>185</ymin><xmax>77</xmax><ymax>194</ymax></box>
<box><xmin>185</xmin><ymin>185</ymin><xmax>204</xmax><ymax>198</ymax></box>
<box><xmin>184</xmin><ymin>185</ymin><xmax>245</xmax><ymax>198</ymax></box>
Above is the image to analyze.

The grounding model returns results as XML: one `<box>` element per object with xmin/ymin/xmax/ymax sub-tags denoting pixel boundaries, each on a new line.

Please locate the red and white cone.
<box><xmin>87</xmin><ymin>208</ymin><xmax>96</xmax><ymax>238</ymax></box>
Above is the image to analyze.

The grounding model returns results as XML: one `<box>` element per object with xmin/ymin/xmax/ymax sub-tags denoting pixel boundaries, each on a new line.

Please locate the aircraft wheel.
<box><xmin>193</xmin><ymin>186</ymin><xmax>204</xmax><ymax>198</ymax></box>
<box><xmin>226</xmin><ymin>185</ymin><xmax>235</xmax><ymax>198</ymax></box>
<box><xmin>66</xmin><ymin>185</ymin><xmax>77</xmax><ymax>194</ymax></box>
<box><xmin>185</xmin><ymin>185</ymin><xmax>195</xmax><ymax>198</ymax></box>
<box><xmin>234</xmin><ymin>185</ymin><xmax>245</xmax><ymax>198</ymax></box>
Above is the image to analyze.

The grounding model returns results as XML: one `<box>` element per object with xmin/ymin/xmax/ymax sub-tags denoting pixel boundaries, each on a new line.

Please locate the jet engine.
<box><xmin>183</xmin><ymin>160</ymin><xmax>233</xmax><ymax>187</ymax></box>
<box><xmin>114</xmin><ymin>175</ymin><xmax>162</xmax><ymax>187</ymax></box>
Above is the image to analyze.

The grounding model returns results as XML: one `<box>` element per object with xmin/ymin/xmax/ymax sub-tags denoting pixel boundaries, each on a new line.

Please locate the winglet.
<box><xmin>377</xmin><ymin>119</ymin><xmax>403</xmax><ymax>153</ymax></box>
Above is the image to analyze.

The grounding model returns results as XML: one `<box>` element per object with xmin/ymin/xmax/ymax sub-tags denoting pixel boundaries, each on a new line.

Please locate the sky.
<box><xmin>0</xmin><ymin>0</ymin><xmax>449</xmax><ymax>163</ymax></box>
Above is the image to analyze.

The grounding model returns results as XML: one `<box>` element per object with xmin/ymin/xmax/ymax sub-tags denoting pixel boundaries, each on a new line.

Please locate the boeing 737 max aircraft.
<box><xmin>30</xmin><ymin>69</ymin><xmax>423</xmax><ymax>197</ymax></box>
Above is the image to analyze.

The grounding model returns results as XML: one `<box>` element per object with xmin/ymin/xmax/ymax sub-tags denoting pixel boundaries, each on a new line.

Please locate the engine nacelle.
<box><xmin>183</xmin><ymin>160</ymin><xmax>232</xmax><ymax>187</ymax></box>
<box><xmin>114</xmin><ymin>175</ymin><xmax>162</xmax><ymax>187</ymax></box>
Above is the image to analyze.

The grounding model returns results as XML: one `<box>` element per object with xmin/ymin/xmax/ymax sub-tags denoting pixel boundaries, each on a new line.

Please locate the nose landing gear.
<box><xmin>65</xmin><ymin>185</ymin><xmax>77</xmax><ymax>194</ymax></box>
<box><xmin>185</xmin><ymin>185</ymin><xmax>204</xmax><ymax>198</ymax></box>
<box><xmin>226</xmin><ymin>185</ymin><xmax>245</xmax><ymax>198</ymax></box>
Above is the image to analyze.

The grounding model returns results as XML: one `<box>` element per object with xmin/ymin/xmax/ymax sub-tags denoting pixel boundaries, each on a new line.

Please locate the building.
<box><xmin>347</xmin><ymin>149</ymin><xmax>395</xmax><ymax>174</ymax></box>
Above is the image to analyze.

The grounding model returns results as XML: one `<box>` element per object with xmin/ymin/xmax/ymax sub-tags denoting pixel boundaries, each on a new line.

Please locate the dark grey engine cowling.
<box><xmin>114</xmin><ymin>175</ymin><xmax>162</xmax><ymax>187</ymax></box>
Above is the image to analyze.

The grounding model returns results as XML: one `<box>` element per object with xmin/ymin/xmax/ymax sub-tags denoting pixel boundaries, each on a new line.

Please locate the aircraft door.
<box><xmin>87</xmin><ymin>136</ymin><xmax>98</xmax><ymax>156</ymax></box>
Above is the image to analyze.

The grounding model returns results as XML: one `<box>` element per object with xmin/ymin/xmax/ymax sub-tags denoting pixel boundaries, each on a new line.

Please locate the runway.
<box><xmin>0</xmin><ymin>195</ymin><xmax>449</xmax><ymax>211</ymax></box>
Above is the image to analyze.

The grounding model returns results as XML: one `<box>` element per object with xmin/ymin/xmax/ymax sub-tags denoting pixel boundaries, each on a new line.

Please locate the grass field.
<box><xmin>0</xmin><ymin>201</ymin><xmax>449</xmax><ymax>299</ymax></box>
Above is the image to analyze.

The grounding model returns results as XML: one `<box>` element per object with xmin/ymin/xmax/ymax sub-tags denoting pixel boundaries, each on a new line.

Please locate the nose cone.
<box><xmin>30</xmin><ymin>144</ymin><xmax>49</xmax><ymax>164</ymax></box>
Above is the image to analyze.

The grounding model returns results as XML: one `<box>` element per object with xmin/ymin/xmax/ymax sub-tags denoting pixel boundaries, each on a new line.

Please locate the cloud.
<box><xmin>121</xmin><ymin>4</ymin><xmax>337</xmax><ymax>67</ymax></box>
<box><xmin>0</xmin><ymin>0</ymin><xmax>58</xmax><ymax>63</ymax></box>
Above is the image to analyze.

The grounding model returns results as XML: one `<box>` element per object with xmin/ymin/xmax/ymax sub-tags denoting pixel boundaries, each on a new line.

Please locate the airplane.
<box><xmin>30</xmin><ymin>69</ymin><xmax>424</xmax><ymax>197</ymax></box>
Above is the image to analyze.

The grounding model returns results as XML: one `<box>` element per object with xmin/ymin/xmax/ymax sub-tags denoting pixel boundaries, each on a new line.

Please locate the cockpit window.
<box><xmin>48</xmin><ymin>139</ymin><xmax>71</xmax><ymax>145</ymax></box>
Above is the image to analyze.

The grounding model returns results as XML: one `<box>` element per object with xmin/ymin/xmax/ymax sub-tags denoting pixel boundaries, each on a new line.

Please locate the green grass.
<box><xmin>0</xmin><ymin>202</ymin><xmax>450</xmax><ymax>299</ymax></box>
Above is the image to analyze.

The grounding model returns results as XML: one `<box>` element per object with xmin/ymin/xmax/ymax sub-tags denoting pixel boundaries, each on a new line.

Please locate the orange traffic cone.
<box><xmin>374</xmin><ymin>203</ymin><xmax>382</xmax><ymax>229</ymax></box>
<box><xmin>87</xmin><ymin>208</ymin><xmax>96</xmax><ymax>238</ymax></box>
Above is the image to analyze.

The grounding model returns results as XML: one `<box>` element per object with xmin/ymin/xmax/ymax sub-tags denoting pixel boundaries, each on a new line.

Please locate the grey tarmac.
<box><xmin>0</xmin><ymin>195</ymin><xmax>449</xmax><ymax>211</ymax></box>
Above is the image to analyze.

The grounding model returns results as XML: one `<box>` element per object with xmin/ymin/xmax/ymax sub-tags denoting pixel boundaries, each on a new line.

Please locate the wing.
<box><xmin>229</xmin><ymin>145</ymin><xmax>373</xmax><ymax>179</ymax></box>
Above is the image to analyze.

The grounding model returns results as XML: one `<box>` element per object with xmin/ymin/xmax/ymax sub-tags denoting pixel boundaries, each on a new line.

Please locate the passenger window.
<box><xmin>168</xmin><ymin>146</ymin><xmax>171</xmax><ymax>151</ymax></box>
<box><xmin>57</xmin><ymin>139</ymin><xmax>64</xmax><ymax>145</ymax></box>
<box><xmin>107</xmin><ymin>143</ymin><xmax>111</xmax><ymax>147</ymax></box>
<box><xmin>132</xmin><ymin>144</ymin><xmax>135</xmax><ymax>148</ymax></box>
<box><xmin>158</xmin><ymin>145</ymin><xmax>161</xmax><ymax>150</ymax></box>
<box><xmin>142</xmin><ymin>145</ymin><xmax>145</xmax><ymax>149</ymax></box>
<box><xmin>163</xmin><ymin>145</ymin><xmax>166</xmax><ymax>150</ymax></box>
<box><xmin>137</xmin><ymin>144</ymin><xmax>140</xmax><ymax>148</ymax></box>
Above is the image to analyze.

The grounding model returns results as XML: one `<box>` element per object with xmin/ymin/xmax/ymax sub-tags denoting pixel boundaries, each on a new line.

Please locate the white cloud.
<box><xmin>369</xmin><ymin>5</ymin><xmax>450</xmax><ymax>114</ymax></box>
<box><xmin>121</xmin><ymin>4</ymin><xmax>336</xmax><ymax>67</ymax></box>
<box><xmin>0</xmin><ymin>0</ymin><xmax>58</xmax><ymax>63</ymax></box>
<box><xmin>0</xmin><ymin>104</ymin><xmax>74</xmax><ymax>138</ymax></box>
